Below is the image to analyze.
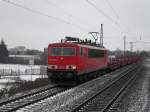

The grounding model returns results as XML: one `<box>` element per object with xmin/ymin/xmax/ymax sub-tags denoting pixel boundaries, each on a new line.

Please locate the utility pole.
<box><xmin>100</xmin><ymin>24</ymin><xmax>103</xmax><ymax>46</ymax></box>
<box><xmin>129</xmin><ymin>42</ymin><xmax>133</xmax><ymax>52</ymax></box>
<box><xmin>123</xmin><ymin>36</ymin><xmax>126</xmax><ymax>56</ymax></box>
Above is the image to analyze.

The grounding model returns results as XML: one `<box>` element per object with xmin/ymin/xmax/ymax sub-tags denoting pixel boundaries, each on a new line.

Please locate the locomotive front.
<box><xmin>47</xmin><ymin>42</ymin><xmax>79</xmax><ymax>82</ymax></box>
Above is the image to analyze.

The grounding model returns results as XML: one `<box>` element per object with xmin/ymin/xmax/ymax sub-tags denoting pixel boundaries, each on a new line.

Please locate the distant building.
<box><xmin>9</xmin><ymin>55</ymin><xmax>41</xmax><ymax>60</ymax></box>
<box><xmin>9</xmin><ymin>55</ymin><xmax>41</xmax><ymax>65</ymax></box>
<box><xmin>9</xmin><ymin>46</ymin><xmax>27</xmax><ymax>55</ymax></box>
<box><xmin>40</xmin><ymin>48</ymin><xmax>48</xmax><ymax>65</ymax></box>
<box><xmin>9</xmin><ymin>46</ymin><xmax>43</xmax><ymax>55</ymax></box>
<box><xmin>8</xmin><ymin>46</ymin><xmax>44</xmax><ymax>65</ymax></box>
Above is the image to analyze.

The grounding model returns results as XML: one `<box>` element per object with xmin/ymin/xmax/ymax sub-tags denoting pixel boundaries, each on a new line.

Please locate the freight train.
<box><xmin>47</xmin><ymin>37</ymin><xmax>140</xmax><ymax>84</ymax></box>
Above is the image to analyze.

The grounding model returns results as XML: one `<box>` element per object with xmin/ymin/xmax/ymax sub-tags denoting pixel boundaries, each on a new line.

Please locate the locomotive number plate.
<box><xmin>59</xmin><ymin>66</ymin><xmax>65</xmax><ymax>69</ymax></box>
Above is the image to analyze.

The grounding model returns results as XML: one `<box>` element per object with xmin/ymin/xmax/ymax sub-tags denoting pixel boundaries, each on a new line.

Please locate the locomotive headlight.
<box><xmin>72</xmin><ymin>65</ymin><xmax>76</xmax><ymax>70</ymax></box>
<box><xmin>48</xmin><ymin>65</ymin><xmax>58</xmax><ymax>69</ymax></box>
<box><xmin>66</xmin><ymin>65</ymin><xmax>76</xmax><ymax>70</ymax></box>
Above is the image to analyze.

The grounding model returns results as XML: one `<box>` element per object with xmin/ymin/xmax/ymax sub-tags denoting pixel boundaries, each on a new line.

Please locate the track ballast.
<box><xmin>71</xmin><ymin>65</ymin><xmax>141</xmax><ymax>112</ymax></box>
<box><xmin>0</xmin><ymin>85</ymin><xmax>69</xmax><ymax>112</ymax></box>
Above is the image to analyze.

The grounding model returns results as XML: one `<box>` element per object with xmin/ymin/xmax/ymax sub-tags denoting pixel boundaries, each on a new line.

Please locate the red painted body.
<box><xmin>48</xmin><ymin>42</ymin><xmax>108</xmax><ymax>76</ymax></box>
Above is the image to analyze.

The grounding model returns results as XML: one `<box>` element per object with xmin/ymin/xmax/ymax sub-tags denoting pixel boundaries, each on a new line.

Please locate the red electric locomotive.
<box><xmin>47</xmin><ymin>37</ymin><xmax>108</xmax><ymax>83</ymax></box>
<box><xmin>47</xmin><ymin>36</ymin><xmax>141</xmax><ymax>84</ymax></box>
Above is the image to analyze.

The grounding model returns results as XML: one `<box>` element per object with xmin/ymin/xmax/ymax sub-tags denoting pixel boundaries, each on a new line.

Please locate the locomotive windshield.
<box><xmin>51</xmin><ymin>48</ymin><xmax>61</xmax><ymax>56</ymax></box>
<box><xmin>63</xmin><ymin>48</ymin><xmax>75</xmax><ymax>56</ymax></box>
<box><xmin>50</xmin><ymin>47</ymin><xmax>75</xmax><ymax>56</ymax></box>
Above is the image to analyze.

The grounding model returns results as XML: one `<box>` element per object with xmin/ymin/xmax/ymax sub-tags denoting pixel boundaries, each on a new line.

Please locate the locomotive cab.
<box><xmin>47</xmin><ymin>42</ymin><xmax>79</xmax><ymax>81</ymax></box>
<box><xmin>47</xmin><ymin>37</ymin><xmax>108</xmax><ymax>84</ymax></box>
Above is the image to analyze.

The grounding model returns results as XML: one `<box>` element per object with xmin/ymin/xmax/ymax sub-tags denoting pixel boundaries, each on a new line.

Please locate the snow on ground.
<box><xmin>0</xmin><ymin>75</ymin><xmax>47</xmax><ymax>90</ymax></box>
<box><xmin>0</xmin><ymin>78</ymin><xmax>15</xmax><ymax>83</ymax></box>
<box><xmin>17</xmin><ymin>65</ymin><xmax>133</xmax><ymax>112</ymax></box>
<box><xmin>124</xmin><ymin>60</ymin><xmax>150</xmax><ymax>112</ymax></box>
<box><xmin>127</xmin><ymin>68</ymin><xmax>148</xmax><ymax>112</ymax></box>
<box><xmin>19</xmin><ymin>75</ymin><xmax>47</xmax><ymax>81</ymax></box>
<box><xmin>0</xmin><ymin>64</ymin><xmax>47</xmax><ymax>90</ymax></box>
<box><xmin>0</xmin><ymin>78</ymin><xmax>16</xmax><ymax>89</ymax></box>
<box><xmin>0</xmin><ymin>64</ymin><xmax>39</xmax><ymax>72</ymax></box>
<box><xmin>0</xmin><ymin>85</ymin><xmax>5</xmax><ymax>90</ymax></box>
<box><xmin>106</xmin><ymin>59</ymin><xmax>150</xmax><ymax>112</ymax></box>
<box><xmin>0</xmin><ymin>64</ymin><xmax>46</xmax><ymax>75</ymax></box>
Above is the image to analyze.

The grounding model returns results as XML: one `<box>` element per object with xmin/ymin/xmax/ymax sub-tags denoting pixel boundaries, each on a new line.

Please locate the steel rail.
<box><xmin>0</xmin><ymin>86</ymin><xmax>69</xmax><ymax>112</ymax></box>
<box><xmin>0</xmin><ymin>84</ymin><xmax>57</xmax><ymax>106</ymax></box>
<box><xmin>101</xmin><ymin>67</ymin><xmax>142</xmax><ymax>112</ymax></box>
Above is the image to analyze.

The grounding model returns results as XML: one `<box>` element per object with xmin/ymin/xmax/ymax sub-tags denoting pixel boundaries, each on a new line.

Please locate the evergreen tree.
<box><xmin>0</xmin><ymin>40</ymin><xmax>9</xmax><ymax>63</ymax></box>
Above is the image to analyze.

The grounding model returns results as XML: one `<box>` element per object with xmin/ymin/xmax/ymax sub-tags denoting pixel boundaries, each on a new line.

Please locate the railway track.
<box><xmin>0</xmin><ymin>84</ymin><xmax>56</xmax><ymax>105</ymax></box>
<box><xmin>71</xmin><ymin>65</ymin><xmax>142</xmax><ymax>112</ymax></box>
<box><xmin>0</xmin><ymin>85</ymin><xmax>69</xmax><ymax>112</ymax></box>
<box><xmin>0</xmin><ymin>63</ymin><xmax>140</xmax><ymax>112</ymax></box>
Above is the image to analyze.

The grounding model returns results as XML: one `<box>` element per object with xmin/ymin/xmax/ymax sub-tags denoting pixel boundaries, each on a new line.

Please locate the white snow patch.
<box><xmin>128</xmin><ymin>80</ymin><xmax>148</xmax><ymax>112</ymax></box>
<box><xmin>127</xmin><ymin>61</ymin><xmax>149</xmax><ymax>112</ymax></box>
<box><xmin>0</xmin><ymin>78</ymin><xmax>15</xmax><ymax>83</ymax></box>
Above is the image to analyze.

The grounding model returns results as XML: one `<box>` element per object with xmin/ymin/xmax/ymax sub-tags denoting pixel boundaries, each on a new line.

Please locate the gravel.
<box><xmin>106</xmin><ymin>59</ymin><xmax>150</xmax><ymax>112</ymax></box>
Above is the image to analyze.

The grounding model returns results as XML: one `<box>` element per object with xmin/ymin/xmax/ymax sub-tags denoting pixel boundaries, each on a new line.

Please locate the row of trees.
<box><xmin>0</xmin><ymin>40</ymin><xmax>9</xmax><ymax>63</ymax></box>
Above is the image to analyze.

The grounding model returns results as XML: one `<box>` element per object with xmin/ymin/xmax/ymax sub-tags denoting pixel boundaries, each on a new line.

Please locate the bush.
<box><xmin>0</xmin><ymin>78</ymin><xmax>49</xmax><ymax>98</ymax></box>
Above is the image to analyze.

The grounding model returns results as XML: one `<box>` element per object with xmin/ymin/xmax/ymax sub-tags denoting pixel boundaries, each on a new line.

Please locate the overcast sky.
<box><xmin>0</xmin><ymin>0</ymin><xmax>150</xmax><ymax>51</ymax></box>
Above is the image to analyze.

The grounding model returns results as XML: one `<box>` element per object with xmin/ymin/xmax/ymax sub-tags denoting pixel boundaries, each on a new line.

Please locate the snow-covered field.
<box><xmin>0</xmin><ymin>64</ymin><xmax>46</xmax><ymax>75</ymax></box>
<box><xmin>0</xmin><ymin>64</ymin><xmax>47</xmax><ymax>90</ymax></box>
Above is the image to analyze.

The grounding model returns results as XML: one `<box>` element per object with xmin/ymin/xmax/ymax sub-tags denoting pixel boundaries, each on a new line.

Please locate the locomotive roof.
<box><xmin>48</xmin><ymin>42</ymin><xmax>107</xmax><ymax>50</ymax></box>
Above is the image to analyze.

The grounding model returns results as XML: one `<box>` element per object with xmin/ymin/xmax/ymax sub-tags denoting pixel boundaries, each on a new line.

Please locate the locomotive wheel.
<box><xmin>93</xmin><ymin>73</ymin><xmax>97</xmax><ymax>78</ymax></box>
<box><xmin>83</xmin><ymin>74</ymin><xmax>88</xmax><ymax>80</ymax></box>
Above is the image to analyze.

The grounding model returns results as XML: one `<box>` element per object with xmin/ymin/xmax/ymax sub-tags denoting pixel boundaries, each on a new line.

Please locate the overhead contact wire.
<box><xmin>2</xmin><ymin>0</ymin><xmax>89</xmax><ymax>31</ymax></box>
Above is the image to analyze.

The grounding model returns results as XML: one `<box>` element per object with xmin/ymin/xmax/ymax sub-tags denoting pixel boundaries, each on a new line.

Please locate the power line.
<box><xmin>44</xmin><ymin>0</ymin><xmax>72</xmax><ymax>17</ymax></box>
<box><xmin>85</xmin><ymin>0</ymin><xmax>127</xmax><ymax>34</ymax></box>
<box><xmin>2</xmin><ymin>0</ymin><xmax>89</xmax><ymax>31</ymax></box>
<box><xmin>105</xmin><ymin>0</ymin><xmax>119</xmax><ymax>19</ymax></box>
<box><xmin>85</xmin><ymin>0</ymin><xmax>118</xmax><ymax>25</ymax></box>
<box><xmin>44</xmin><ymin>0</ymin><xmax>96</xmax><ymax>30</ymax></box>
<box><xmin>2</xmin><ymin>0</ymin><xmax>69</xmax><ymax>24</ymax></box>
<box><xmin>105</xmin><ymin>0</ymin><xmax>131</xmax><ymax>34</ymax></box>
